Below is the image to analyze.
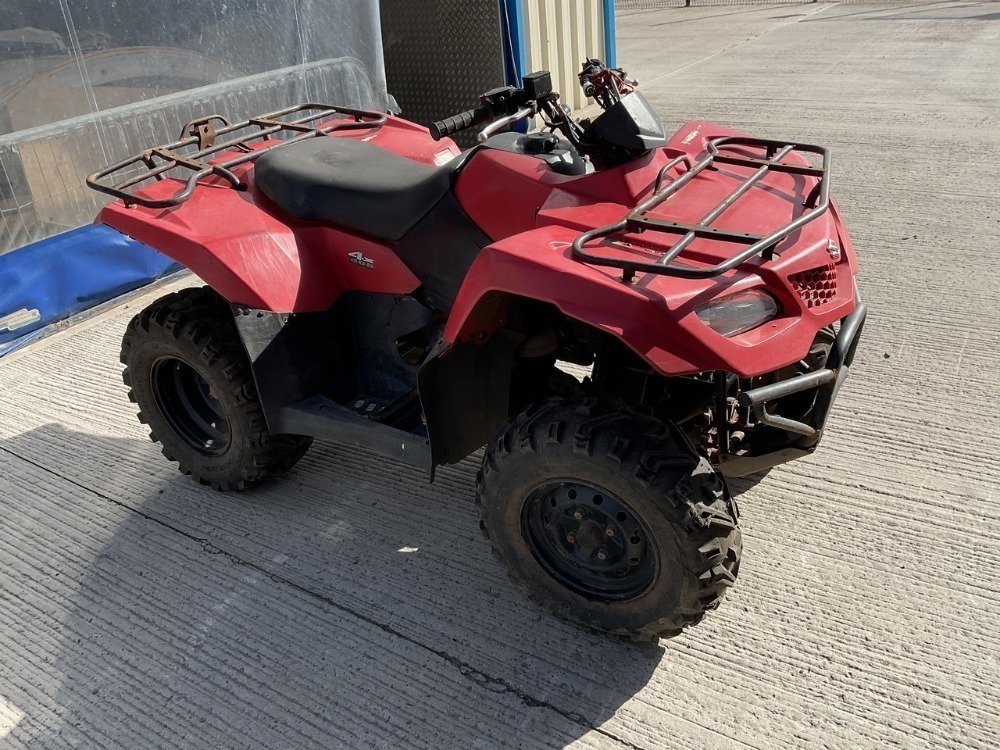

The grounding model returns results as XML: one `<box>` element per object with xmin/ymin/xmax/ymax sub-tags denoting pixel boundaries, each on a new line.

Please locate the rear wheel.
<box><xmin>477</xmin><ymin>397</ymin><xmax>741</xmax><ymax>640</ymax></box>
<box><xmin>121</xmin><ymin>287</ymin><xmax>311</xmax><ymax>490</ymax></box>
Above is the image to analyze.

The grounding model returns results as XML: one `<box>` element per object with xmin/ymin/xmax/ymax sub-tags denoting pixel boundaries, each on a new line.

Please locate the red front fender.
<box><xmin>444</xmin><ymin>225</ymin><xmax>855</xmax><ymax>379</ymax></box>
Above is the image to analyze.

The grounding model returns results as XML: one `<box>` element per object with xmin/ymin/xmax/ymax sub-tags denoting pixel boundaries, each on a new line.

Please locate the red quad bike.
<box><xmin>88</xmin><ymin>61</ymin><xmax>865</xmax><ymax>641</ymax></box>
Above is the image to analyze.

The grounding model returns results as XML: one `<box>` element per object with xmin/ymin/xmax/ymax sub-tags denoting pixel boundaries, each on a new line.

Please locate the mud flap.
<box><xmin>418</xmin><ymin>330</ymin><xmax>523</xmax><ymax>468</ymax></box>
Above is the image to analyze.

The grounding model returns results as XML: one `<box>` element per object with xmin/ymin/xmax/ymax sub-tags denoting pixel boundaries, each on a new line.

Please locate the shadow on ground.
<box><xmin>0</xmin><ymin>424</ymin><xmax>665</xmax><ymax>749</ymax></box>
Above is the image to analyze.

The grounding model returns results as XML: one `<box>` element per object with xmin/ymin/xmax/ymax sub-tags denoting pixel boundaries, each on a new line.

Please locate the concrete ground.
<box><xmin>1</xmin><ymin>2</ymin><xmax>998</xmax><ymax>747</ymax></box>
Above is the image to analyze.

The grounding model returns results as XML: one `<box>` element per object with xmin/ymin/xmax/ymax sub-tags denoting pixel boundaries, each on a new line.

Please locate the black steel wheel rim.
<box><xmin>521</xmin><ymin>480</ymin><xmax>657</xmax><ymax>601</ymax></box>
<box><xmin>151</xmin><ymin>357</ymin><xmax>231</xmax><ymax>456</ymax></box>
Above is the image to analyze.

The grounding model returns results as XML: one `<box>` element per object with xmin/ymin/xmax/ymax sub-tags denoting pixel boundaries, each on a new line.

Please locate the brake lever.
<box><xmin>476</xmin><ymin>106</ymin><xmax>535</xmax><ymax>143</ymax></box>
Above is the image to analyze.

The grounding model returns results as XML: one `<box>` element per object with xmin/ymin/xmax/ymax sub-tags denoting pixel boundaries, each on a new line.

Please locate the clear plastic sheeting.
<box><xmin>0</xmin><ymin>0</ymin><xmax>387</xmax><ymax>255</ymax></box>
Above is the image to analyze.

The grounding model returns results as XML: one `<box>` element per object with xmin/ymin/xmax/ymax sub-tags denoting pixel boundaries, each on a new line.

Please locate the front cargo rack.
<box><xmin>87</xmin><ymin>103</ymin><xmax>386</xmax><ymax>209</ymax></box>
<box><xmin>571</xmin><ymin>136</ymin><xmax>831</xmax><ymax>281</ymax></box>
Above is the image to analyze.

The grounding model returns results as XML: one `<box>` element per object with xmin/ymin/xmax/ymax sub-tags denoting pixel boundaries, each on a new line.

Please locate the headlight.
<box><xmin>695</xmin><ymin>289</ymin><xmax>779</xmax><ymax>337</ymax></box>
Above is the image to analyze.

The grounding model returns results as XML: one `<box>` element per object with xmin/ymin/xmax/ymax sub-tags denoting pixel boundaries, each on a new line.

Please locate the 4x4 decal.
<box><xmin>347</xmin><ymin>251</ymin><xmax>374</xmax><ymax>269</ymax></box>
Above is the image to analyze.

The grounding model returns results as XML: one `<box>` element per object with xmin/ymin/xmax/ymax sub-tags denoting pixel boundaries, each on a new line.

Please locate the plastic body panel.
<box><xmin>99</xmin><ymin>174</ymin><xmax>420</xmax><ymax>312</ymax></box>
<box><xmin>97</xmin><ymin>117</ymin><xmax>459</xmax><ymax>311</ymax></box>
<box><xmin>444</xmin><ymin>224</ymin><xmax>855</xmax><ymax>379</ymax></box>
<box><xmin>448</xmin><ymin>121</ymin><xmax>858</xmax><ymax>378</ymax></box>
<box><xmin>96</xmin><ymin>112</ymin><xmax>859</xmax><ymax>379</ymax></box>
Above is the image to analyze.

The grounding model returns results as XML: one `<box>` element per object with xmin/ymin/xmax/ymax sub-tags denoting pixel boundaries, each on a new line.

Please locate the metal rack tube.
<box><xmin>571</xmin><ymin>137</ymin><xmax>832</xmax><ymax>280</ymax></box>
<box><xmin>87</xmin><ymin>103</ymin><xmax>386</xmax><ymax>209</ymax></box>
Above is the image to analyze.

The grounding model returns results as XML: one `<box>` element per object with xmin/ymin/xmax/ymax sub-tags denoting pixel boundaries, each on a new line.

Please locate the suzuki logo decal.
<box><xmin>681</xmin><ymin>128</ymin><xmax>700</xmax><ymax>145</ymax></box>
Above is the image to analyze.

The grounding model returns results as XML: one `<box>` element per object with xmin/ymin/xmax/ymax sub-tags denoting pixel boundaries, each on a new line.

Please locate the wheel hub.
<box><xmin>151</xmin><ymin>357</ymin><xmax>231</xmax><ymax>456</ymax></box>
<box><xmin>522</xmin><ymin>481</ymin><xmax>657</xmax><ymax>601</ymax></box>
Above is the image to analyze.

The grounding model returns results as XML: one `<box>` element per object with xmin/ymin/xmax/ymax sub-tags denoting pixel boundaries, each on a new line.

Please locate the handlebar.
<box><xmin>476</xmin><ymin>107</ymin><xmax>535</xmax><ymax>143</ymax></box>
<box><xmin>429</xmin><ymin>104</ymin><xmax>494</xmax><ymax>141</ymax></box>
<box><xmin>427</xmin><ymin>62</ymin><xmax>637</xmax><ymax>157</ymax></box>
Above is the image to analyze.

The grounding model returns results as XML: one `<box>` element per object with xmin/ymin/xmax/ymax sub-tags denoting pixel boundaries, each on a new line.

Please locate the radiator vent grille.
<box><xmin>790</xmin><ymin>264</ymin><xmax>837</xmax><ymax>308</ymax></box>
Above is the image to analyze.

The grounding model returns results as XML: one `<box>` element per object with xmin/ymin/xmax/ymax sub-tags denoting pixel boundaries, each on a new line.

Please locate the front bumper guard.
<box><xmin>719</xmin><ymin>289</ymin><xmax>867</xmax><ymax>476</ymax></box>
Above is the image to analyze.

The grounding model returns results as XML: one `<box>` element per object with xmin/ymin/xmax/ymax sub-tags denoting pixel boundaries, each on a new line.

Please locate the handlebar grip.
<box><xmin>429</xmin><ymin>104</ymin><xmax>493</xmax><ymax>141</ymax></box>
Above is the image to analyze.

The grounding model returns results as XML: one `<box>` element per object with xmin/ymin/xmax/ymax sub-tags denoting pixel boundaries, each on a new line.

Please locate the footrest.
<box><xmin>274</xmin><ymin>395</ymin><xmax>430</xmax><ymax>469</ymax></box>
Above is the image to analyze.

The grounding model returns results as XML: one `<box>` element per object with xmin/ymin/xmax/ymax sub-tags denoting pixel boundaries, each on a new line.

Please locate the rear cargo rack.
<box><xmin>87</xmin><ymin>103</ymin><xmax>386</xmax><ymax>209</ymax></box>
<box><xmin>571</xmin><ymin>136</ymin><xmax>831</xmax><ymax>281</ymax></box>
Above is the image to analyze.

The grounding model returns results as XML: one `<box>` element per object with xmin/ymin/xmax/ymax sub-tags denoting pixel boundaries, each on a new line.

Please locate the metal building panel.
<box><xmin>524</xmin><ymin>0</ymin><xmax>606</xmax><ymax>111</ymax></box>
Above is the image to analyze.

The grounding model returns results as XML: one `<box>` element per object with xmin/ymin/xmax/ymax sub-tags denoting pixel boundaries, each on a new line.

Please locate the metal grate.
<box><xmin>789</xmin><ymin>263</ymin><xmax>837</xmax><ymax>308</ymax></box>
<box><xmin>380</xmin><ymin>0</ymin><xmax>505</xmax><ymax>147</ymax></box>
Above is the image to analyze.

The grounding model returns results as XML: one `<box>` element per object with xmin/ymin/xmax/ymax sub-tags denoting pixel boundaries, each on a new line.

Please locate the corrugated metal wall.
<box><xmin>523</xmin><ymin>0</ymin><xmax>606</xmax><ymax>111</ymax></box>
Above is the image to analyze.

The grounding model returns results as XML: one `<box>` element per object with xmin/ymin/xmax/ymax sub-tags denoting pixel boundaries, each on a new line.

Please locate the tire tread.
<box><xmin>121</xmin><ymin>287</ymin><xmax>311</xmax><ymax>491</ymax></box>
<box><xmin>477</xmin><ymin>397</ymin><xmax>740</xmax><ymax>641</ymax></box>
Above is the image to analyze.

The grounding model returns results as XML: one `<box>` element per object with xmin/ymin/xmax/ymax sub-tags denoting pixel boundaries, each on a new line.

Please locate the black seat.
<box><xmin>254</xmin><ymin>137</ymin><xmax>454</xmax><ymax>243</ymax></box>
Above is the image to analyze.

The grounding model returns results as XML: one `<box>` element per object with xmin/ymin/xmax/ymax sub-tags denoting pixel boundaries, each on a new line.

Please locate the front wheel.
<box><xmin>477</xmin><ymin>398</ymin><xmax>741</xmax><ymax>641</ymax></box>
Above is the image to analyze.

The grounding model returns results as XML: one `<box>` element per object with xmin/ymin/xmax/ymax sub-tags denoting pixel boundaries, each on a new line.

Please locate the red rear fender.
<box><xmin>94</xmin><ymin>120</ymin><xmax>454</xmax><ymax>311</ymax></box>
<box><xmin>97</xmin><ymin>171</ymin><xmax>419</xmax><ymax>311</ymax></box>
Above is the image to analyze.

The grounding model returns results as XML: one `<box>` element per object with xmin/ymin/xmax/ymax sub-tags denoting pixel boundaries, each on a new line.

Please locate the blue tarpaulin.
<box><xmin>0</xmin><ymin>224</ymin><xmax>180</xmax><ymax>357</ymax></box>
